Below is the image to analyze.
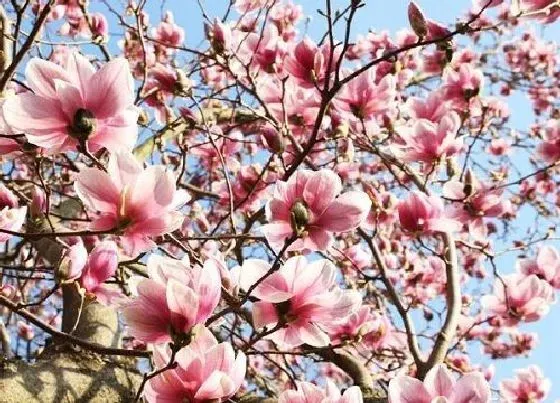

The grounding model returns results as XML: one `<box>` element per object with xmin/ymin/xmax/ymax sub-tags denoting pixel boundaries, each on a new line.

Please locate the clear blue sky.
<box><xmin>95</xmin><ymin>0</ymin><xmax>560</xmax><ymax>398</ymax></box>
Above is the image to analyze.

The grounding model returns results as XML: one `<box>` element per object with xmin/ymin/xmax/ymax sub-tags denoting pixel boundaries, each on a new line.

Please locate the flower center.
<box><xmin>69</xmin><ymin>108</ymin><xmax>97</xmax><ymax>141</ymax></box>
<box><xmin>275</xmin><ymin>300</ymin><xmax>297</xmax><ymax>323</ymax></box>
<box><xmin>117</xmin><ymin>185</ymin><xmax>133</xmax><ymax>230</ymax></box>
<box><xmin>290</xmin><ymin>200</ymin><xmax>309</xmax><ymax>235</ymax></box>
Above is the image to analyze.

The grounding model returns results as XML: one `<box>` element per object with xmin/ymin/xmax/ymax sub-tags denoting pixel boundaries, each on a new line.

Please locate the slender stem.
<box><xmin>419</xmin><ymin>231</ymin><xmax>461</xmax><ymax>378</ymax></box>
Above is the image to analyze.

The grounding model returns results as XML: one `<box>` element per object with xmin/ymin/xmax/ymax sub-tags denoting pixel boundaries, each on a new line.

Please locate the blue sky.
<box><xmin>94</xmin><ymin>0</ymin><xmax>560</xmax><ymax>398</ymax></box>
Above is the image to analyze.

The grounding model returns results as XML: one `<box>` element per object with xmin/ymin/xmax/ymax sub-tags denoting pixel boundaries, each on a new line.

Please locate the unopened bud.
<box><xmin>446</xmin><ymin>157</ymin><xmax>459</xmax><ymax>179</ymax></box>
<box><xmin>464</xmin><ymin>168</ymin><xmax>474</xmax><ymax>197</ymax></box>
<box><xmin>408</xmin><ymin>2</ymin><xmax>427</xmax><ymax>38</ymax></box>
<box><xmin>56</xmin><ymin>243</ymin><xmax>88</xmax><ymax>282</ymax></box>
<box><xmin>262</xmin><ymin>126</ymin><xmax>284</xmax><ymax>154</ymax></box>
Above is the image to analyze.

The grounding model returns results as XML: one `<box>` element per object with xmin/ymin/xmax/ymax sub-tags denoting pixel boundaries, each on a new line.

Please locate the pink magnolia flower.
<box><xmin>443</xmin><ymin>172</ymin><xmax>510</xmax><ymax>239</ymax></box>
<box><xmin>262</xmin><ymin>170</ymin><xmax>371</xmax><ymax>251</ymax></box>
<box><xmin>500</xmin><ymin>365</ymin><xmax>551</xmax><ymax>403</ymax></box>
<box><xmin>284</xmin><ymin>37</ymin><xmax>340</xmax><ymax>88</ymax></box>
<box><xmin>152</xmin><ymin>11</ymin><xmax>185</xmax><ymax>56</ymax></box>
<box><xmin>388</xmin><ymin>364</ymin><xmax>491</xmax><ymax>403</ymax></box>
<box><xmin>396</xmin><ymin>114</ymin><xmax>463</xmax><ymax>165</ymax></box>
<box><xmin>481</xmin><ymin>273</ymin><xmax>556</xmax><ymax>324</ymax></box>
<box><xmin>259</xmin><ymin>78</ymin><xmax>322</xmax><ymax>129</ymax></box>
<box><xmin>325</xmin><ymin>306</ymin><xmax>390</xmax><ymax>348</ymax></box>
<box><xmin>239</xmin><ymin>24</ymin><xmax>283</xmax><ymax>74</ymax></box>
<box><xmin>89</xmin><ymin>13</ymin><xmax>109</xmax><ymax>40</ymax></box>
<box><xmin>269</xmin><ymin>1</ymin><xmax>303</xmax><ymax>40</ymax></box>
<box><xmin>279</xmin><ymin>381</ymin><xmax>363</xmax><ymax>403</ymax></box>
<box><xmin>206</xmin><ymin>18</ymin><xmax>233</xmax><ymax>54</ymax></box>
<box><xmin>144</xmin><ymin>326</ymin><xmax>246</xmax><ymax>403</ymax></box>
<box><xmin>121</xmin><ymin>255</ymin><xmax>221</xmax><ymax>344</ymax></box>
<box><xmin>333</xmin><ymin>68</ymin><xmax>397</xmax><ymax>123</ymax></box>
<box><xmin>57</xmin><ymin>242</ymin><xmax>88</xmax><ymax>281</ymax></box>
<box><xmin>442</xmin><ymin>64</ymin><xmax>484</xmax><ymax>109</ymax></box>
<box><xmin>517</xmin><ymin>245</ymin><xmax>560</xmax><ymax>288</ymax></box>
<box><xmin>3</xmin><ymin>52</ymin><xmax>138</xmax><ymax>153</ymax></box>
<box><xmin>397</xmin><ymin>191</ymin><xmax>461</xmax><ymax>234</ymax></box>
<box><xmin>79</xmin><ymin>241</ymin><xmax>120</xmax><ymax>305</ymax></box>
<box><xmin>75</xmin><ymin>152</ymin><xmax>188</xmax><ymax>255</ymax></box>
<box><xmin>0</xmin><ymin>184</ymin><xmax>27</xmax><ymax>243</ymax></box>
<box><xmin>237</xmin><ymin>256</ymin><xmax>361</xmax><ymax>347</ymax></box>
<box><xmin>487</xmin><ymin>138</ymin><xmax>511</xmax><ymax>156</ymax></box>
<box><xmin>536</xmin><ymin>119</ymin><xmax>560</xmax><ymax>162</ymax></box>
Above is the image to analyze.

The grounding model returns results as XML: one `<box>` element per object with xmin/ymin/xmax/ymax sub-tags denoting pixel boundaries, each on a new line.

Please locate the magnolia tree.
<box><xmin>0</xmin><ymin>0</ymin><xmax>558</xmax><ymax>401</ymax></box>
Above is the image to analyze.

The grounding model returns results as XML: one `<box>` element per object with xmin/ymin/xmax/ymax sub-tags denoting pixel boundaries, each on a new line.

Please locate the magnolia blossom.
<box><xmin>75</xmin><ymin>152</ymin><xmax>188</xmax><ymax>255</ymax></box>
<box><xmin>121</xmin><ymin>255</ymin><xmax>221</xmax><ymax>344</ymax></box>
<box><xmin>152</xmin><ymin>12</ymin><xmax>185</xmax><ymax>50</ymax></box>
<box><xmin>144</xmin><ymin>326</ymin><xmax>246</xmax><ymax>403</ymax></box>
<box><xmin>3</xmin><ymin>52</ymin><xmax>138</xmax><ymax>153</ymax></box>
<box><xmin>442</xmin><ymin>64</ymin><xmax>484</xmax><ymax>109</ymax></box>
<box><xmin>500</xmin><ymin>365</ymin><xmax>551</xmax><ymax>403</ymax></box>
<box><xmin>388</xmin><ymin>364</ymin><xmax>491</xmax><ymax>403</ymax></box>
<box><xmin>279</xmin><ymin>381</ymin><xmax>363</xmax><ymax>403</ymax></box>
<box><xmin>396</xmin><ymin>114</ymin><xmax>463</xmax><ymax>165</ymax></box>
<box><xmin>443</xmin><ymin>172</ymin><xmax>510</xmax><ymax>239</ymax></box>
<box><xmin>536</xmin><ymin>119</ymin><xmax>560</xmax><ymax>162</ymax></box>
<box><xmin>333</xmin><ymin>68</ymin><xmax>397</xmax><ymax>123</ymax></box>
<box><xmin>517</xmin><ymin>245</ymin><xmax>560</xmax><ymax>288</ymax></box>
<box><xmin>481</xmin><ymin>273</ymin><xmax>556</xmax><ymax>324</ymax></box>
<box><xmin>206</xmin><ymin>18</ymin><xmax>233</xmax><ymax>54</ymax></box>
<box><xmin>57</xmin><ymin>242</ymin><xmax>88</xmax><ymax>281</ymax></box>
<box><xmin>79</xmin><ymin>241</ymin><xmax>120</xmax><ymax>305</ymax></box>
<box><xmin>397</xmin><ymin>191</ymin><xmax>461</xmax><ymax>234</ymax></box>
<box><xmin>284</xmin><ymin>37</ymin><xmax>340</xmax><ymax>88</ymax></box>
<box><xmin>325</xmin><ymin>306</ymin><xmax>390</xmax><ymax>348</ymax></box>
<box><xmin>237</xmin><ymin>256</ymin><xmax>361</xmax><ymax>347</ymax></box>
<box><xmin>0</xmin><ymin>184</ymin><xmax>26</xmax><ymax>243</ymax></box>
<box><xmin>261</xmin><ymin>170</ymin><xmax>371</xmax><ymax>251</ymax></box>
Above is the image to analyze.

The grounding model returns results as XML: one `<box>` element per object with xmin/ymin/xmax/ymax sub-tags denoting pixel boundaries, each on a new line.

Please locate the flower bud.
<box><xmin>408</xmin><ymin>2</ymin><xmax>427</xmax><ymax>38</ymax></box>
<box><xmin>261</xmin><ymin>126</ymin><xmax>284</xmax><ymax>154</ymax></box>
<box><xmin>57</xmin><ymin>243</ymin><xmax>88</xmax><ymax>282</ymax></box>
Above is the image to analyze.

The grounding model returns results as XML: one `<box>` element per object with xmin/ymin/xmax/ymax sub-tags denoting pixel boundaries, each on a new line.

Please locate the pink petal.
<box><xmin>166</xmin><ymin>279</ymin><xmax>198</xmax><ymax>333</ymax></box>
<box><xmin>3</xmin><ymin>93</ymin><xmax>68</xmax><ymax>133</ymax></box>
<box><xmin>298</xmin><ymin>322</ymin><xmax>330</xmax><ymax>347</ymax></box>
<box><xmin>25</xmin><ymin>59</ymin><xmax>72</xmax><ymax>98</ymax></box>
<box><xmin>315</xmin><ymin>191</ymin><xmax>371</xmax><ymax>232</ymax></box>
<box><xmin>75</xmin><ymin>167</ymin><xmax>119</xmax><ymax>213</ymax></box>
<box><xmin>252</xmin><ymin>301</ymin><xmax>279</xmax><ymax>328</ymax></box>
<box><xmin>194</xmin><ymin>371</ymin><xmax>236</xmax><ymax>401</ymax></box>
<box><xmin>107</xmin><ymin>152</ymin><xmax>143</xmax><ymax>189</ymax></box>
<box><xmin>65</xmin><ymin>52</ymin><xmax>96</xmax><ymax>92</ymax></box>
<box><xmin>55</xmin><ymin>80</ymin><xmax>85</xmax><ymax>120</ymax></box>
<box><xmin>302</xmin><ymin>170</ymin><xmax>342</xmax><ymax>215</ymax></box>
<box><xmin>85</xmin><ymin>58</ymin><xmax>135</xmax><ymax>119</ymax></box>
<box><xmin>304</xmin><ymin>227</ymin><xmax>334</xmax><ymax>251</ymax></box>
<box><xmin>90</xmin><ymin>108</ymin><xmax>139</xmax><ymax>152</ymax></box>
<box><xmin>424</xmin><ymin>364</ymin><xmax>454</xmax><ymax>397</ymax></box>
<box><xmin>451</xmin><ymin>372</ymin><xmax>491</xmax><ymax>403</ymax></box>
<box><xmin>388</xmin><ymin>376</ymin><xmax>431</xmax><ymax>403</ymax></box>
